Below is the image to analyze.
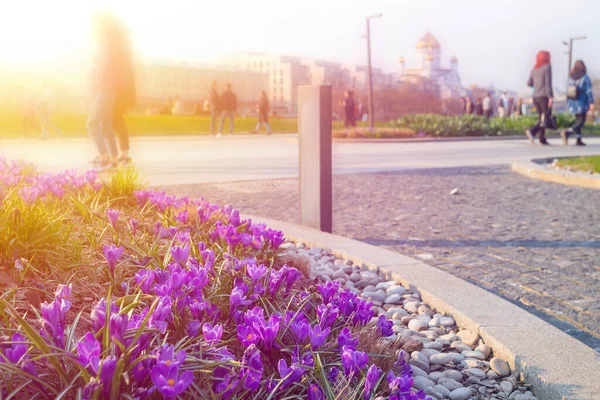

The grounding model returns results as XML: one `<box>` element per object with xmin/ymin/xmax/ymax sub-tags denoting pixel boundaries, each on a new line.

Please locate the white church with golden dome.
<box><xmin>398</xmin><ymin>32</ymin><xmax>464</xmax><ymax>100</ymax></box>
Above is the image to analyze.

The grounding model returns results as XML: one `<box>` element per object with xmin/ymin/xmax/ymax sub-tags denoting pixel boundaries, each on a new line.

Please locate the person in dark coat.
<box><xmin>253</xmin><ymin>90</ymin><xmax>271</xmax><ymax>135</ymax></box>
<box><xmin>208</xmin><ymin>81</ymin><xmax>220</xmax><ymax>135</ymax></box>
<box><xmin>112</xmin><ymin>20</ymin><xmax>135</xmax><ymax>163</ymax></box>
<box><xmin>219</xmin><ymin>83</ymin><xmax>237</xmax><ymax>137</ymax></box>
<box><xmin>561</xmin><ymin>60</ymin><xmax>594</xmax><ymax>146</ymax></box>
<box><xmin>343</xmin><ymin>91</ymin><xmax>356</xmax><ymax>128</ymax></box>
<box><xmin>525</xmin><ymin>51</ymin><xmax>553</xmax><ymax>145</ymax></box>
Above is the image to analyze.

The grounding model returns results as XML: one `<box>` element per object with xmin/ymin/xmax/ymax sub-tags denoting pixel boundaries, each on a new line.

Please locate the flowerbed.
<box><xmin>0</xmin><ymin>159</ymin><xmax>424</xmax><ymax>399</ymax></box>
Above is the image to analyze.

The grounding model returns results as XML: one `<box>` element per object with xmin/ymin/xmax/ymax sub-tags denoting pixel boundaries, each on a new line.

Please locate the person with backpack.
<box><xmin>219</xmin><ymin>83</ymin><xmax>237</xmax><ymax>137</ymax></box>
<box><xmin>525</xmin><ymin>51</ymin><xmax>553</xmax><ymax>145</ymax></box>
<box><xmin>561</xmin><ymin>60</ymin><xmax>594</xmax><ymax>146</ymax></box>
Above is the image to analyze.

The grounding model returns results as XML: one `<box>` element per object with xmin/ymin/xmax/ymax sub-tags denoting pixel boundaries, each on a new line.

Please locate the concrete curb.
<box><xmin>252</xmin><ymin>216</ymin><xmax>600</xmax><ymax>400</ymax></box>
<box><xmin>512</xmin><ymin>159</ymin><xmax>600</xmax><ymax>189</ymax></box>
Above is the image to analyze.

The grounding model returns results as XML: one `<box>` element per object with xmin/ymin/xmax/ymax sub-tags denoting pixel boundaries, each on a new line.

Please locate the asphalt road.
<box><xmin>1</xmin><ymin>134</ymin><xmax>599</xmax><ymax>185</ymax></box>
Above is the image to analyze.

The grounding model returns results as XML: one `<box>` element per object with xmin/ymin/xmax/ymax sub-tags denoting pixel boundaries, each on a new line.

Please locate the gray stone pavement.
<box><xmin>166</xmin><ymin>166</ymin><xmax>600</xmax><ymax>349</ymax></box>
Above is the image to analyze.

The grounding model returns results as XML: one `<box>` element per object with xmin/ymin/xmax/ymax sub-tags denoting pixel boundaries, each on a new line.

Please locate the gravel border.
<box><xmin>282</xmin><ymin>241</ymin><xmax>536</xmax><ymax>400</ymax></box>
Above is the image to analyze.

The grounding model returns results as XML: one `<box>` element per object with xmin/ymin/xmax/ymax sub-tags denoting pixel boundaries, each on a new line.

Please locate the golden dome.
<box><xmin>416</xmin><ymin>32</ymin><xmax>440</xmax><ymax>49</ymax></box>
<box><xmin>425</xmin><ymin>55</ymin><xmax>434</xmax><ymax>61</ymax></box>
<box><xmin>398</xmin><ymin>56</ymin><xmax>405</xmax><ymax>63</ymax></box>
<box><xmin>451</xmin><ymin>56</ymin><xmax>458</xmax><ymax>62</ymax></box>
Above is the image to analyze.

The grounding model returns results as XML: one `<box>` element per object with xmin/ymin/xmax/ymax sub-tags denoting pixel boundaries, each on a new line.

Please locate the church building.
<box><xmin>398</xmin><ymin>32</ymin><xmax>464</xmax><ymax>100</ymax></box>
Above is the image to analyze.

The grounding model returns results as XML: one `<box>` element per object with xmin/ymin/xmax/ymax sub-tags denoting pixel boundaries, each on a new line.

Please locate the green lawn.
<box><xmin>555</xmin><ymin>155</ymin><xmax>600</xmax><ymax>174</ymax></box>
<box><xmin>0</xmin><ymin>111</ymin><xmax>389</xmax><ymax>138</ymax></box>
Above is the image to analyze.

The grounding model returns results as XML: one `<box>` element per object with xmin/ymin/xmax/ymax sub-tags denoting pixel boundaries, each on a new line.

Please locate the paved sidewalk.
<box><xmin>166</xmin><ymin>166</ymin><xmax>600</xmax><ymax>349</ymax></box>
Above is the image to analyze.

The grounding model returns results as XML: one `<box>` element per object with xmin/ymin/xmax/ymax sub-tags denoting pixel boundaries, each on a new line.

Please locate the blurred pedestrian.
<box><xmin>561</xmin><ymin>60</ymin><xmax>594</xmax><ymax>146</ymax></box>
<box><xmin>525</xmin><ymin>50</ymin><xmax>553</xmax><ymax>145</ymax></box>
<box><xmin>219</xmin><ymin>83</ymin><xmax>237</xmax><ymax>137</ymax></box>
<box><xmin>513</xmin><ymin>98</ymin><xmax>523</xmax><ymax>117</ymax></box>
<box><xmin>208</xmin><ymin>81</ymin><xmax>220</xmax><ymax>135</ymax></box>
<box><xmin>38</xmin><ymin>88</ymin><xmax>51</xmax><ymax>139</ymax></box>
<box><xmin>112</xmin><ymin>21</ymin><xmax>135</xmax><ymax>164</ymax></box>
<box><xmin>22</xmin><ymin>93</ymin><xmax>38</xmax><ymax>137</ymax></box>
<box><xmin>172</xmin><ymin>95</ymin><xmax>185</xmax><ymax>116</ymax></box>
<box><xmin>253</xmin><ymin>90</ymin><xmax>271</xmax><ymax>135</ymax></box>
<box><xmin>343</xmin><ymin>91</ymin><xmax>356</xmax><ymax>128</ymax></box>
<box><xmin>475</xmin><ymin>97</ymin><xmax>483</xmax><ymax>116</ymax></box>
<box><xmin>87</xmin><ymin>12</ymin><xmax>121</xmax><ymax>169</ymax></box>
<box><xmin>483</xmin><ymin>93</ymin><xmax>492</xmax><ymax>118</ymax></box>
<box><xmin>465</xmin><ymin>96</ymin><xmax>474</xmax><ymax>114</ymax></box>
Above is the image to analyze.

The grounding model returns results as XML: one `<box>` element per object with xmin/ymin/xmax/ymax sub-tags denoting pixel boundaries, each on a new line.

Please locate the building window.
<box><xmin>273</xmin><ymin>96</ymin><xmax>276</xmax><ymax>102</ymax></box>
<box><xmin>280</xmin><ymin>95</ymin><xmax>284</xmax><ymax>101</ymax></box>
<box><xmin>280</xmin><ymin>78</ymin><xmax>283</xmax><ymax>84</ymax></box>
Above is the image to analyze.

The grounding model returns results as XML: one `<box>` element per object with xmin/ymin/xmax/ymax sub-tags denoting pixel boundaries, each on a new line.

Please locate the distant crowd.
<box><xmin>461</xmin><ymin>93</ymin><xmax>526</xmax><ymax>119</ymax></box>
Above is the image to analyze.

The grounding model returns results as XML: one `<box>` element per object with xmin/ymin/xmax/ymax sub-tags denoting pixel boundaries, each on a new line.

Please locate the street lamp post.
<box><xmin>366</xmin><ymin>13</ymin><xmax>382</xmax><ymax>131</ymax></box>
<box><xmin>563</xmin><ymin>36</ymin><xmax>586</xmax><ymax>74</ymax></box>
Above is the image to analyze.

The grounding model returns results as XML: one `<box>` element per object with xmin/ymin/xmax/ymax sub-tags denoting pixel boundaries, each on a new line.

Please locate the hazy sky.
<box><xmin>1</xmin><ymin>0</ymin><xmax>598</xmax><ymax>92</ymax></box>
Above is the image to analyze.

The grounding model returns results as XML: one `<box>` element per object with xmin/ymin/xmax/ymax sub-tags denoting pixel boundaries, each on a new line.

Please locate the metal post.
<box><xmin>365</xmin><ymin>13</ymin><xmax>382</xmax><ymax>132</ymax></box>
<box><xmin>298</xmin><ymin>85</ymin><xmax>332</xmax><ymax>233</ymax></box>
<box><xmin>366</xmin><ymin>18</ymin><xmax>374</xmax><ymax>131</ymax></box>
<box><xmin>568</xmin><ymin>39</ymin><xmax>573</xmax><ymax>73</ymax></box>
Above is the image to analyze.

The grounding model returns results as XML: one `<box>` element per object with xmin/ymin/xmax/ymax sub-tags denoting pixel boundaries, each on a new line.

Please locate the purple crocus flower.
<box><xmin>241</xmin><ymin>344</ymin><xmax>263</xmax><ymax>392</ymax></box>
<box><xmin>337</xmin><ymin>327</ymin><xmax>359</xmax><ymax>349</ymax></box>
<box><xmin>282</xmin><ymin>266</ymin><xmax>302</xmax><ymax>292</ymax></box>
<box><xmin>327</xmin><ymin>367</ymin><xmax>339</xmax><ymax>383</ymax></box>
<box><xmin>150</xmin><ymin>363</ymin><xmax>193</xmax><ymax>399</ymax></box>
<box><xmin>1</xmin><ymin>333</ymin><xmax>37</xmax><ymax>376</ymax></box>
<box><xmin>254</xmin><ymin>314</ymin><xmax>280</xmax><ymax>350</ymax></box>
<box><xmin>90</xmin><ymin>299</ymin><xmax>119</xmax><ymax>332</ymax></box>
<box><xmin>109</xmin><ymin>313</ymin><xmax>129</xmax><ymax>346</ymax></box>
<box><xmin>156</xmin><ymin>345</ymin><xmax>186</xmax><ymax>370</ymax></box>
<box><xmin>376</xmin><ymin>315</ymin><xmax>394</xmax><ymax>337</ymax></box>
<box><xmin>317</xmin><ymin>303</ymin><xmax>340</xmax><ymax>329</ymax></box>
<box><xmin>309</xmin><ymin>324</ymin><xmax>330</xmax><ymax>350</ymax></box>
<box><xmin>129</xmin><ymin>218</ymin><xmax>138</xmax><ymax>236</ymax></box>
<box><xmin>229</xmin><ymin>287</ymin><xmax>251</xmax><ymax>316</ymax></box>
<box><xmin>291</xmin><ymin>346</ymin><xmax>314</xmax><ymax>367</ymax></box>
<box><xmin>277</xmin><ymin>359</ymin><xmax>304</xmax><ymax>390</ymax></box>
<box><xmin>106</xmin><ymin>208</ymin><xmax>120</xmax><ymax>230</ymax></box>
<box><xmin>237</xmin><ymin>325</ymin><xmax>260</xmax><ymax>347</ymax></box>
<box><xmin>131</xmin><ymin>359</ymin><xmax>150</xmax><ymax>383</ymax></box>
<box><xmin>246</xmin><ymin>262</ymin><xmax>267</xmax><ymax>284</ymax></box>
<box><xmin>170</xmin><ymin>244</ymin><xmax>190</xmax><ymax>266</ymax></box>
<box><xmin>90</xmin><ymin>355</ymin><xmax>117</xmax><ymax>395</ymax></box>
<box><xmin>289</xmin><ymin>319</ymin><xmax>309</xmax><ymax>343</ymax></box>
<box><xmin>202</xmin><ymin>323</ymin><xmax>223</xmax><ymax>346</ymax></box>
<box><xmin>103</xmin><ymin>244</ymin><xmax>124</xmax><ymax>277</ymax></box>
<box><xmin>135</xmin><ymin>269</ymin><xmax>156</xmax><ymax>294</ymax></box>
<box><xmin>317</xmin><ymin>281</ymin><xmax>340</xmax><ymax>304</ymax></box>
<box><xmin>187</xmin><ymin>321</ymin><xmax>201</xmax><ymax>337</ymax></box>
<box><xmin>174</xmin><ymin>210</ymin><xmax>188</xmax><ymax>224</ymax></box>
<box><xmin>54</xmin><ymin>284</ymin><xmax>72</xmax><ymax>301</ymax></box>
<box><xmin>364</xmin><ymin>364</ymin><xmax>382</xmax><ymax>400</ymax></box>
<box><xmin>76</xmin><ymin>332</ymin><xmax>101</xmax><ymax>369</ymax></box>
<box><xmin>308</xmin><ymin>383</ymin><xmax>325</xmax><ymax>400</ymax></box>
<box><xmin>387</xmin><ymin>370</ymin><xmax>414</xmax><ymax>396</ymax></box>
<box><xmin>341</xmin><ymin>346</ymin><xmax>369</xmax><ymax>377</ymax></box>
<box><xmin>40</xmin><ymin>298</ymin><xmax>70</xmax><ymax>348</ymax></box>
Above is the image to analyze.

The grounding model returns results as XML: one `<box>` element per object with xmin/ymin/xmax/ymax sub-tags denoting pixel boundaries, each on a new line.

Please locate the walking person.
<box><xmin>219</xmin><ymin>83</ymin><xmax>237</xmax><ymax>137</ymax></box>
<box><xmin>482</xmin><ymin>93</ymin><xmax>492</xmax><ymax>118</ymax></box>
<box><xmin>465</xmin><ymin>96</ymin><xmax>474</xmax><ymax>114</ymax></box>
<box><xmin>525</xmin><ymin>51</ymin><xmax>553</xmax><ymax>145</ymax></box>
<box><xmin>561</xmin><ymin>60</ymin><xmax>594</xmax><ymax>146</ymax></box>
<box><xmin>87</xmin><ymin>12</ymin><xmax>121</xmax><ymax>169</ymax></box>
<box><xmin>475</xmin><ymin>97</ymin><xmax>484</xmax><ymax>116</ymax></box>
<box><xmin>208</xmin><ymin>81</ymin><xmax>220</xmax><ymax>136</ymax></box>
<box><xmin>112</xmin><ymin>20</ymin><xmax>135</xmax><ymax>164</ymax></box>
<box><xmin>253</xmin><ymin>90</ymin><xmax>271</xmax><ymax>135</ymax></box>
<box><xmin>343</xmin><ymin>91</ymin><xmax>356</xmax><ymax>129</ymax></box>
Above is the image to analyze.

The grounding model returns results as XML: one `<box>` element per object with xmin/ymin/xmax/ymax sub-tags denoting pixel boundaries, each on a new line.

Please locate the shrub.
<box><xmin>392</xmin><ymin>114</ymin><xmax>575</xmax><ymax>137</ymax></box>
